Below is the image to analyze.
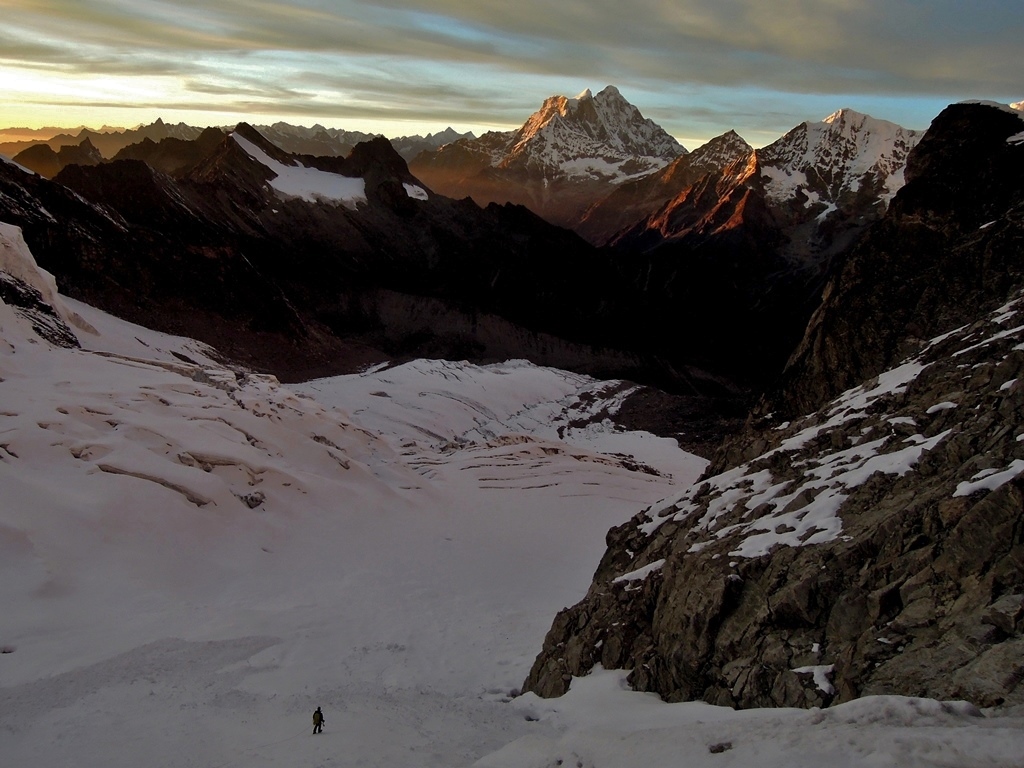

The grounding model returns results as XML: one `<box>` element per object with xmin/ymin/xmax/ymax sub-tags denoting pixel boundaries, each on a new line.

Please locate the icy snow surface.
<box><xmin>953</xmin><ymin>459</ymin><xmax>1024</xmax><ymax>498</ymax></box>
<box><xmin>791</xmin><ymin>664</ymin><xmax>835</xmax><ymax>696</ymax></box>
<box><xmin>488</xmin><ymin>669</ymin><xmax>1020</xmax><ymax>768</ymax></box>
<box><xmin>1</xmin><ymin>226</ymin><xmax>1022</xmax><ymax>767</ymax></box>
<box><xmin>403</xmin><ymin>182</ymin><xmax>429</xmax><ymax>200</ymax></box>
<box><xmin>233</xmin><ymin>133</ymin><xmax>367</xmax><ymax>206</ymax></box>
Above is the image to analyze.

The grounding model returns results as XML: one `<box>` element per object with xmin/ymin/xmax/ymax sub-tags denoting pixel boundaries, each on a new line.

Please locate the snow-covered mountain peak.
<box><xmin>823</xmin><ymin>107</ymin><xmax>867</xmax><ymax>125</ymax></box>
<box><xmin>503</xmin><ymin>85</ymin><xmax>685</xmax><ymax>184</ymax></box>
<box><xmin>687</xmin><ymin>129</ymin><xmax>754</xmax><ymax>173</ymax></box>
<box><xmin>572</xmin><ymin>87</ymin><xmax>594</xmax><ymax>104</ymax></box>
<box><xmin>757</xmin><ymin>108</ymin><xmax>922</xmax><ymax>214</ymax></box>
<box><xmin>407</xmin><ymin>86</ymin><xmax>687</xmax><ymax>224</ymax></box>
<box><xmin>818</xmin><ymin>108</ymin><xmax>910</xmax><ymax>143</ymax></box>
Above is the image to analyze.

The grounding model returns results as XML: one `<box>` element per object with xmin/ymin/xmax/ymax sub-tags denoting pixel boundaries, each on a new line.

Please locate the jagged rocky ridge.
<box><xmin>409</xmin><ymin>95</ymin><xmax>927</xmax><ymax>388</ymax></box>
<box><xmin>586</xmin><ymin>109</ymin><xmax>925</xmax><ymax>392</ymax></box>
<box><xmin>588</xmin><ymin>108</ymin><xmax>920</xmax><ymax>250</ymax></box>
<box><xmin>12</xmin><ymin>138</ymin><xmax>103</xmax><ymax>179</ymax></box>
<box><xmin>523</xmin><ymin>101</ymin><xmax>1024</xmax><ymax>709</ymax></box>
<box><xmin>589</xmin><ymin>108</ymin><xmax>921</xmax><ymax>289</ymax></box>
<box><xmin>575</xmin><ymin>129</ymin><xmax>754</xmax><ymax>246</ymax></box>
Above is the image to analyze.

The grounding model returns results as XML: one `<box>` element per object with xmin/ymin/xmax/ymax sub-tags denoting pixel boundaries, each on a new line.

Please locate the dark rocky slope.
<box><xmin>110</xmin><ymin>127</ymin><xmax>227</xmax><ymax>175</ymax></box>
<box><xmin>523</xmin><ymin>102</ymin><xmax>1024</xmax><ymax>709</ymax></box>
<box><xmin>525</xmin><ymin>280</ymin><xmax>1024</xmax><ymax>710</ymax></box>
<box><xmin>590</xmin><ymin>151</ymin><xmax>812</xmax><ymax>386</ymax></box>
<box><xmin>2</xmin><ymin>130</ymin><xmax>634</xmax><ymax>382</ymax></box>
<box><xmin>565</xmin><ymin>112</ymin><xmax>923</xmax><ymax>396</ymax></box>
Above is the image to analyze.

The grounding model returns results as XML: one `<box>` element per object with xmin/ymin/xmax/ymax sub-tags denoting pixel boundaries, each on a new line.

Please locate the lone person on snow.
<box><xmin>312</xmin><ymin>706</ymin><xmax>324</xmax><ymax>734</ymax></box>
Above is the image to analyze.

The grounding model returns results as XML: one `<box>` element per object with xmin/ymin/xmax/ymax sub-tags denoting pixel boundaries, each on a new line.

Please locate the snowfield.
<box><xmin>1</xmin><ymin>224</ymin><xmax>1022</xmax><ymax>767</ymax></box>
<box><xmin>233</xmin><ymin>132</ymin><xmax>369</xmax><ymax>206</ymax></box>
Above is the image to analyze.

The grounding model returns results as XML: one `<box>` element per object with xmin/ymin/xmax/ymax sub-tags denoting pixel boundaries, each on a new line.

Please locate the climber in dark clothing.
<box><xmin>312</xmin><ymin>706</ymin><xmax>324</xmax><ymax>734</ymax></box>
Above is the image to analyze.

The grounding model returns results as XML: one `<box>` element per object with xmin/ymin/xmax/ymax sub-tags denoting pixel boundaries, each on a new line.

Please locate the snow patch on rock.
<box><xmin>232</xmin><ymin>132</ymin><xmax>367</xmax><ymax>207</ymax></box>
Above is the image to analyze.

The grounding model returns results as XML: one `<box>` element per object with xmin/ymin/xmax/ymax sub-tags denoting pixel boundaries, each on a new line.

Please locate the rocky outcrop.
<box><xmin>0</xmin><ymin>270</ymin><xmax>79</xmax><ymax>348</ymax></box>
<box><xmin>0</xmin><ymin>222</ymin><xmax>85</xmax><ymax>347</ymax></box>
<box><xmin>524</xmin><ymin>294</ymin><xmax>1024</xmax><ymax>708</ymax></box>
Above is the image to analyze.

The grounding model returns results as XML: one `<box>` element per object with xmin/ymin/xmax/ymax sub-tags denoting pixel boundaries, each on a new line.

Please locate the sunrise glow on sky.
<box><xmin>1</xmin><ymin>0</ymin><xmax>1021</xmax><ymax>147</ymax></box>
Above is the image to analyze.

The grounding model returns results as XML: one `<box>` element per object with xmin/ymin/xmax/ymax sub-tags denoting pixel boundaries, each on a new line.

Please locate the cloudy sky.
<box><xmin>0</xmin><ymin>0</ymin><xmax>1021</xmax><ymax>147</ymax></box>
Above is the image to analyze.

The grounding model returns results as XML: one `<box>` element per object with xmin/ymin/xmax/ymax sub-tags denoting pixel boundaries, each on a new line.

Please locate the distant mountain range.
<box><xmin>0</xmin><ymin>118</ymin><xmax>203</xmax><ymax>161</ymax></box>
<box><xmin>1</xmin><ymin>88</ymin><xmax>1020</xmax><ymax>443</ymax></box>
<box><xmin>0</xmin><ymin>118</ymin><xmax>475</xmax><ymax>171</ymax></box>
<box><xmin>3</xmin><ymin>90</ymin><xmax>920</xmax><ymax>261</ymax></box>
